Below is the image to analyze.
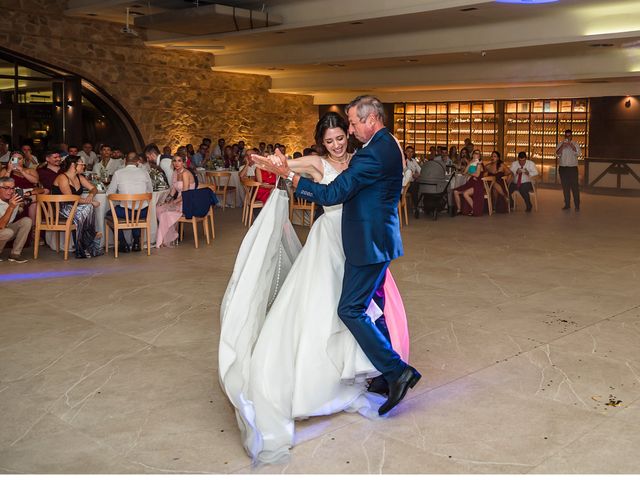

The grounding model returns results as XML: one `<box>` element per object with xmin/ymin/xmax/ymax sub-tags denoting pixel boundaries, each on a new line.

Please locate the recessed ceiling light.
<box><xmin>86</xmin><ymin>13</ymin><xmax>97</xmax><ymax>16</ymax></box>
<box><xmin>403</xmin><ymin>59</ymin><xmax>419</xmax><ymax>63</ymax></box>
<box><xmin>589</xmin><ymin>43</ymin><xmax>615</xmax><ymax>47</ymax></box>
<box><xmin>267</xmin><ymin>67</ymin><xmax>285</xmax><ymax>71</ymax></box>
<box><xmin>129</xmin><ymin>10</ymin><xmax>144</xmax><ymax>16</ymax></box>
<box><xmin>327</xmin><ymin>63</ymin><xmax>346</xmax><ymax>67</ymax></box>
<box><xmin>460</xmin><ymin>7</ymin><xmax>478</xmax><ymax>11</ymax></box>
<box><xmin>350</xmin><ymin>21</ymin><xmax>363</xmax><ymax>25</ymax></box>
<box><xmin>495</xmin><ymin>0</ymin><xmax>558</xmax><ymax>3</ymax></box>
<box><xmin>274</xmin><ymin>31</ymin><xmax>286</xmax><ymax>34</ymax></box>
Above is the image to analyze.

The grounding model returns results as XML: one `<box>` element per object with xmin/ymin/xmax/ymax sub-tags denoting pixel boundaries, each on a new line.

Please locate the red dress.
<box><xmin>256</xmin><ymin>170</ymin><xmax>277</xmax><ymax>203</ymax></box>
<box><xmin>455</xmin><ymin>171</ymin><xmax>486</xmax><ymax>216</ymax></box>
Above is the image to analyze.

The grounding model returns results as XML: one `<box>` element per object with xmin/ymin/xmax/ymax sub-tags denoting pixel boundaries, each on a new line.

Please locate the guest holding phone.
<box><xmin>0</xmin><ymin>176</ymin><xmax>31</xmax><ymax>263</ymax></box>
<box><xmin>509</xmin><ymin>151</ymin><xmax>539</xmax><ymax>212</ymax></box>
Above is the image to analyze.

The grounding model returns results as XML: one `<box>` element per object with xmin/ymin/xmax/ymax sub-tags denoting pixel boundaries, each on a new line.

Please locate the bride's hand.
<box><xmin>252</xmin><ymin>149</ymin><xmax>290</xmax><ymax>177</ymax></box>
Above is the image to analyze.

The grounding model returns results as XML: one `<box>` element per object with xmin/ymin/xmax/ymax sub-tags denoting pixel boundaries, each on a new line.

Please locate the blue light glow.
<box><xmin>0</xmin><ymin>270</ymin><xmax>97</xmax><ymax>283</ymax></box>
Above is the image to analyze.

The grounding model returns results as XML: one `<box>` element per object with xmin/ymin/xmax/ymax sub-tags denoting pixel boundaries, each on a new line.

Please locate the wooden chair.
<box><xmin>33</xmin><ymin>194</ymin><xmax>79</xmax><ymax>261</ymax></box>
<box><xmin>241</xmin><ymin>179</ymin><xmax>265</xmax><ymax>226</ymax></box>
<box><xmin>205</xmin><ymin>171</ymin><xmax>236</xmax><ymax>210</ymax></box>
<box><xmin>289</xmin><ymin>193</ymin><xmax>316</xmax><ymax>227</ymax></box>
<box><xmin>178</xmin><ymin>206</ymin><xmax>214</xmax><ymax>248</ymax></box>
<box><xmin>105</xmin><ymin>193</ymin><xmax>152</xmax><ymax>258</ymax></box>
<box><xmin>398</xmin><ymin>182</ymin><xmax>411</xmax><ymax>227</ymax></box>
<box><xmin>510</xmin><ymin>179</ymin><xmax>539</xmax><ymax>212</ymax></box>
<box><xmin>481</xmin><ymin>176</ymin><xmax>495</xmax><ymax>216</ymax></box>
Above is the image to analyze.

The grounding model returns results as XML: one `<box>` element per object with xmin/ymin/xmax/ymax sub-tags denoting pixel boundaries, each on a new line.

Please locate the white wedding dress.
<box><xmin>219</xmin><ymin>160</ymin><xmax>393</xmax><ymax>464</ymax></box>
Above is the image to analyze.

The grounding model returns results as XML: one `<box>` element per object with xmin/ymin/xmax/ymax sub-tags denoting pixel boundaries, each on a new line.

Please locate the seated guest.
<box><xmin>223</xmin><ymin>145</ymin><xmax>237</xmax><ymax>169</ymax></box>
<box><xmin>63</xmin><ymin>145</ymin><xmax>80</xmax><ymax>161</ymax></box>
<box><xmin>156</xmin><ymin>155</ymin><xmax>196</xmax><ymax>248</ymax></box>
<box><xmin>212</xmin><ymin>138</ymin><xmax>225</xmax><ymax>159</ymax></box>
<box><xmin>456</xmin><ymin>148</ymin><xmax>470</xmax><ymax>171</ymax></box>
<box><xmin>509</xmin><ymin>151</ymin><xmax>539</xmax><ymax>212</ymax></box>
<box><xmin>192</xmin><ymin>143</ymin><xmax>209</xmax><ymax>168</ymax></box>
<box><xmin>21</xmin><ymin>144</ymin><xmax>38</xmax><ymax>168</ymax></box>
<box><xmin>160</xmin><ymin>145</ymin><xmax>173</xmax><ymax>160</ymax></box>
<box><xmin>79</xmin><ymin>142</ymin><xmax>98</xmax><ymax>168</ymax></box>
<box><xmin>255</xmin><ymin>164</ymin><xmax>277</xmax><ymax>203</ymax></box>
<box><xmin>144</xmin><ymin>144</ymin><xmax>171</xmax><ymax>185</ymax></box>
<box><xmin>485</xmin><ymin>151</ymin><xmax>511</xmax><ymax>214</ymax></box>
<box><xmin>52</xmin><ymin>155</ymin><xmax>103</xmax><ymax>258</ymax></box>
<box><xmin>106</xmin><ymin>151</ymin><xmax>153</xmax><ymax>253</ymax></box>
<box><xmin>36</xmin><ymin>151</ymin><xmax>62</xmax><ymax>192</ymax></box>
<box><xmin>453</xmin><ymin>149</ymin><xmax>486</xmax><ymax>216</ymax></box>
<box><xmin>0</xmin><ymin>176</ymin><xmax>32</xmax><ymax>263</ymax></box>
<box><xmin>106</xmin><ymin>148</ymin><xmax>125</xmax><ymax>176</ymax></box>
<box><xmin>0</xmin><ymin>151</ymin><xmax>45</xmax><ymax>226</ymax></box>
<box><xmin>293</xmin><ymin>151</ymin><xmax>302</xmax><ymax>159</ymax></box>
<box><xmin>92</xmin><ymin>144</ymin><xmax>112</xmax><ymax>178</ymax></box>
<box><xmin>240</xmin><ymin>148</ymin><xmax>258</xmax><ymax>180</ymax></box>
<box><xmin>0</xmin><ymin>136</ymin><xmax>10</xmax><ymax>165</ymax></box>
<box><xmin>449</xmin><ymin>146</ymin><xmax>459</xmax><ymax>166</ymax></box>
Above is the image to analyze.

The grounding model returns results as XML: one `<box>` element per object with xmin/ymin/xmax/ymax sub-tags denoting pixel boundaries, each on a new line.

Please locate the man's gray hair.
<box><xmin>346</xmin><ymin>95</ymin><xmax>385</xmax><ymax>123</ymax></box>
<box><xmin>0</xmin><ymin>176</ymin><xmax>15</xmax><ymax>185</ymax></box>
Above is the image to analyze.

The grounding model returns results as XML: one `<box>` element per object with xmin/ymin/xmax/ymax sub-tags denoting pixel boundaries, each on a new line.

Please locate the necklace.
<box><xmin>327</xmin><ymin>154</ymin><xmax>349</xmax><ymax>164</ymax></box>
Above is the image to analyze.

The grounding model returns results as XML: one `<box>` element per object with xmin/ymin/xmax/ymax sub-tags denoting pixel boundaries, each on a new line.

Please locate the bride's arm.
<box><xmin>252</xmin><ymin>153</ymin><xmax>324</xmax><ymax>183</ymax></box>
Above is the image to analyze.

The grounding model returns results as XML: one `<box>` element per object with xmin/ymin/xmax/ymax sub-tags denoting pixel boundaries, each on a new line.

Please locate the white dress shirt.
<box><xmin>556</xmin><ymin>140</ymin><xmax>581</xmax><ymax>167</ymax></box>
<box><xmin>106</xmin><ymin>158</ymin><xmax>125</xmax><ymax>176</ymax></box>
<box><xmin>106</xmin><ymin>164</ymin><xmax>153</xmax><ymax>208</ymax></box>
<box><xmin>0</xmin><ymin>199</ymin><xmax>18</xmax><ymax>224</ymax></box>
<box><xmin>79</xmin><ymin>150</ymin><xmax>98</xmax><ymax>167</ymax></box>
<box><xmin>0</xmin><ymin>152</ymin><xmax>10</xmax><ymax>165</ymax></box>
<box><xmin>159</xmin><ymin>157</ymin><xmax>174</xmax><ymax>186</ymax></box>
<box><xmin>406</xmin><ymin>157</ymin><xmax>421</xmax><ymax>177</ymax></box>
<box><xmin>510</xmin><ymin>160</ymin><xmax>539</xmax><ymax>185</ymax></box>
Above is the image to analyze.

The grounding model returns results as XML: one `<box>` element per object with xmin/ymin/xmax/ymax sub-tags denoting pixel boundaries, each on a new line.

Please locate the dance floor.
<box><xmin>2</xmin><ymin>189</ymin><xmax>640</xmax><ymax>474</ymax></box>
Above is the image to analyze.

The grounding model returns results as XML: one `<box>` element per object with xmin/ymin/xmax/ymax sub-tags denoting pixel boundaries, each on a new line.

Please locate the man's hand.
<box><xmin>251</xmin><ymin>148</ymin><xmax>291</xmax><ymax>177</ymax></box>
<box><xmin>8</xmin><ymin>193</ymin><xmax>23</xmax><ymax>208</ymax></box>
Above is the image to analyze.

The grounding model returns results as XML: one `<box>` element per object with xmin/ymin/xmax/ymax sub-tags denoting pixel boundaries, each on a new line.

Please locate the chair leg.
<box><xmin>63</xmin><ymin>229</ymin><xmax>72</xmax><ymax>260</ymax></box>
<box><xmin>179</xmin><ymin>223</ymin><xmax>184</xmax><ymax>241</ymax></box>
<box><xmin>55</xmin><ymin>231</ymin><xmax>60</xmax><ymax>252</ymax></box>
<box><xmin>203</xmin><ymin>218</ymin><xmax>210</xmax><ymax>245</ymax></box>
<box><xmin>105</xmin><ymin>225</ymin><xmax>109</xmax><ymax>253</ymax></box>
<box><xmin>34</xmin><ymin>226</ymin><xmax>40</xmax><ymax>259</ymax></box>
<box><xmin>192</xmin><ymin>220</ymin><xmax>199</xmax><ymax>248</ymax></box>
<box><xmin>114</xmin><ymin>227</ymin><xmax>119</xmax><ymax>258</ymax></box>
<box><xmin>146</xmin><ymin>228</ymin><xmax>151</xmax><ymax>255</ymax></box>
<box><xmin>209</xmin><ymin>210</ymin><xmax>215</xmax><ymax>239</ymax></box>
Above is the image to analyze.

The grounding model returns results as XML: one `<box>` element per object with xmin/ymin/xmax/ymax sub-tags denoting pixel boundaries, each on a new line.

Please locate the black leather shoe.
<box><xmin>132</xmin><ymin>242</ymin><xmax>141</xmax><ymax>252</ymax></box>
<box><xmin>367</xmin><ymin>375</ymin><xmax>389</xmax><ymax>396</ymax></box>
<box><xmin>562</xmin><ymin>205</ymin><xmax>570</xmax><ymax>210</ymax></box>
<box><xmin>118</xmin><ymin>243</ymin><xmax>131</xmax><ymax>253</ymax></box>
<box><xmin>378</xmin><ymin>366</ymin><xmax>422</xmax><ymax>416</ymax></box>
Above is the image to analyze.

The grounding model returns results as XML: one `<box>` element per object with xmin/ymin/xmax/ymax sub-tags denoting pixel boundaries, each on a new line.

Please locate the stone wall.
<box><xmin>1</xmin><ymin>0</ymin><xmax>317</xmax><ymax>152</ymax></box>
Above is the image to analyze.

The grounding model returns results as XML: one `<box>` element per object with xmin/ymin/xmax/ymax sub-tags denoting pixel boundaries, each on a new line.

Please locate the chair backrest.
<box><xmin>107</xmin><ymin>193</ymin><xmax>152</xmax><ymax>227</ymax></box>
<box><xmin>36</xmin><ymin>194</ymin><xmax>79</xmax><ymax>229</ymax></box>
<box><xmin>242</xmin><ymin>179</ymin><xmax>263</xmax><ymax>205</ymax></box>
<box><xmin>205</xmin><ymin>171</ymin><xmax>231</xmax><ymax>190</ymax></box>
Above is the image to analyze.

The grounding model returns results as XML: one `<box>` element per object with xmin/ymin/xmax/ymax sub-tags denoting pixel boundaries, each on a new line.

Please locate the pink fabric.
<box><xmin>156</xmin><ymin>175</ymin><xmax>195</xmax><ymax>248</ymax></box>
<box><xmin>383</xmin><ymin>270</ymin><xmax>410</xmax><ymax>363</ymax></box>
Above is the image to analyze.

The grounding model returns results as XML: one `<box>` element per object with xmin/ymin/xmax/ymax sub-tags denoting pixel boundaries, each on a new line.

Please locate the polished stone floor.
<box><xmin>1</xmin><ymin>189</ymin><xmax>640</xmax><ymax>474</ymax></box>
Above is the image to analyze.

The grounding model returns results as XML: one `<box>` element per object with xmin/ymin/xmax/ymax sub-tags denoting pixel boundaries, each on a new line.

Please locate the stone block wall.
<box><xmin>1</xmin><ymin>0</ymin><xmax>317</xmax><ymax>152</ymax></box>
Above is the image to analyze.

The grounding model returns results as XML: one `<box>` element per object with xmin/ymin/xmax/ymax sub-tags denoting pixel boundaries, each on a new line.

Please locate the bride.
<box><xmin>219</xmin><ymin>112</ymin><xmax>411</xmax><ymax>464</ymax></box>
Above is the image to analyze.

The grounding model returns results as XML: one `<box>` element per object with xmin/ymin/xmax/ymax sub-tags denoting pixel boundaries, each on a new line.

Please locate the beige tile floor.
<box><xmin>1</xmin><ymin>189</ymin><xmax>640</xmax><ymax>474</ymax></box>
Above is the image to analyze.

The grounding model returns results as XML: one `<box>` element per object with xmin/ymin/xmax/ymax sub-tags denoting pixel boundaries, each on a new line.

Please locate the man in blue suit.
<box><xmin>257</xmin><ymin>96</ymin><xmax>421</xmax><ymax>416</ymax></box>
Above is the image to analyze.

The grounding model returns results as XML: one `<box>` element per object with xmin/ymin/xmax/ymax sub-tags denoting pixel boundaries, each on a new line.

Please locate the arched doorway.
<box><xmin>0</xmin><ymin>47</ymin><xmax>143</xmax><ymax>157</ymax></box>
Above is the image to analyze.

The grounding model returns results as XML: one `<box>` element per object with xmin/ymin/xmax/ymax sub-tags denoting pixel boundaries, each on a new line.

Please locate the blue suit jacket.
<box><xmin>295</xmin><ymin>128</ymin><xmax>404</xmax><ymax>266</ymax></box>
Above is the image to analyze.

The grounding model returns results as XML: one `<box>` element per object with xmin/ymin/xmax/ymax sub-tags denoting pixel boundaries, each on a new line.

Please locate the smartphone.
<box><xmin>15</xmin><ymin>187</ymin><xmax>24</xmax><ymax>198</ymax></box>
<box><xmin>11</xmin><ymin>157</ymin><xmax>20</xmax><ymax>165</ymax></box>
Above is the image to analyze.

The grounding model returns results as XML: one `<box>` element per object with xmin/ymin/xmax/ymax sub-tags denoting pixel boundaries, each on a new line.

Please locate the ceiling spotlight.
<box><xmin>350</xmin><ymin>21</ymin><xmax>363</xmax><ymax>25</ymax></box>
<box><xmin>495</xmin><ymin>0</ymin><xmax>559</xmax><ymax>3</ymax></box>
<box><xmin>403</xmin><ymin>59</ymin><xmax>419</xmax><ymax>63</ymax></box>
<box><xmin>625</xmin><ymin>98</ymin><xmax>632</xmax><ymax>108</ymax></box>
<box><xmin>327</xmin><ymin>63</ymin><xmax>346</xmax><ymax>67</ymax></box>
<box><xmin>589</xmin><ymin>43</ymin><xmax>615</xmax><ymax>48</ymax></box>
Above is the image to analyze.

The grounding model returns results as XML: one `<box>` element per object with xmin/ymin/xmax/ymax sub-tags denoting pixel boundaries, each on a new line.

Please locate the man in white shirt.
<box><xmin>106</xmin><ymin>149</ymin><xmax>125</xmax><ymax>176</ymax></box>
<box><xmin>0</xmin><ymin>176</ymin><xmax>32</xmax><ymax>263</ymax></box>
<box><xmin>212</xmin><ymin>138</ymin><xmax>225</xmax><ymax>159</ymax></box>
<box><xmin>509</xmin><ymin>151</ymin><xmax>539</xmax><ymax>212</ymax></box>
<box><xmin>79</xmin><ymin>142</ymin><xmax>98</xmax><ymax>168</ymax></box>
<box><xmin>556</xmin><ymin>129</ymin><xmax>581</xmax><ymax>211</ymax></box>
<box><xmin>106</xmin><ymin>152</ymin><xmax>153</xmax><ymax>253</ymax></box>
<box><xmin>92</xmin><ymin>144</ymin><xmax>112</xmax><ymax>178</ymax></box>
<box><xmin>21</xmin><ymin>144</ymin><xmax>38</xmax><ymax>168</ymax></box>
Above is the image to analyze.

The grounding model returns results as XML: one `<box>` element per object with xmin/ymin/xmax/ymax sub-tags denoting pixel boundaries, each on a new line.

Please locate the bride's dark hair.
<box><xmin>314</xmin><ymin>112</ymin><xmax>349</xmax><ymax>156</ymax></box>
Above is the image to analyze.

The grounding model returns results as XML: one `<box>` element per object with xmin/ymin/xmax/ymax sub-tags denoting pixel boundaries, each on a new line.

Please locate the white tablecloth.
<box><xmin>197</xmin><ymin>169</ymin><xmax>245</xmax><ymax>207</ymax></box>
<box><xmin>45</xmin><ymin>189</ymin><xmax>170</xmax><ymax>251</ymax></box>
